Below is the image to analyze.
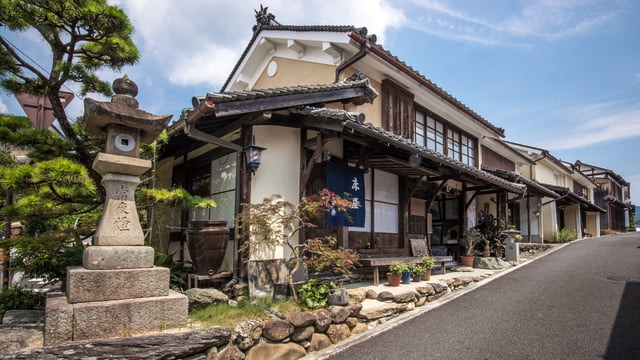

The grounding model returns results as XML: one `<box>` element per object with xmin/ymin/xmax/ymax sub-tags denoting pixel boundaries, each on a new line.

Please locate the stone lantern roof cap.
<box><xmin>83</xmin><ymin>75</ymin><xmax>172</xmax><ymax>143</ymax></box>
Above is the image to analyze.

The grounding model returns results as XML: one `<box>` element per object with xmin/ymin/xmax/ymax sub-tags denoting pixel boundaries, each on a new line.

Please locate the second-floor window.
<box><xmin>415</xmin><ymin>108</ymin><xmax>476</xmax><ymax>166</ymax></box>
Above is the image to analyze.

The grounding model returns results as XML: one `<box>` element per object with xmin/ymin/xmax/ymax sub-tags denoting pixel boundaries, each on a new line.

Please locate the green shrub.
<box><xmin>0</xmin><ymin>286</ymin><xmax>42</xmax><ymax>319</ymax></box>
<box><xmin>7</xmin><ymin>236</ymin><xmax>84</xmax><ymax>289</ymax></box>
<box><xmin>554</xmin><ymin>228</ymin><xmax>576</xmax><ymax>243</ymax></box>
<box><xmin>297</xmin><ymin>279</ymin><xmax>336</xmax><ymax>309</ymax></box>
<box><xmin>154</xmin><ymin>250</ymin><xmax>191</xmax><ymax>291</ymax></box>
<box><xmin>388</xmin><ymin>262</ymin><xmax>409</xmax><ymax>275</ymax></box>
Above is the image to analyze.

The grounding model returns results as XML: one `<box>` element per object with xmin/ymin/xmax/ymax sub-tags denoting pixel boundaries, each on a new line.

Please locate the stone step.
<box><xmin>45</xmin><ymin>290</ymin><xmax>188</xmax><ymax>345</ymax></box>
<box><xmin>66</xmin><ymin>266</ymin><xmax>169</xmax><ymax>303</ymax></box>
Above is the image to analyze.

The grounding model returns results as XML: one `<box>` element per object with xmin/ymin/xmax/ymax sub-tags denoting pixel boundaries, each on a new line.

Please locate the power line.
<box><xmin>2</xmin><ymin>36</ymin><xmax>84</xmax><ymax>100</ymax></box>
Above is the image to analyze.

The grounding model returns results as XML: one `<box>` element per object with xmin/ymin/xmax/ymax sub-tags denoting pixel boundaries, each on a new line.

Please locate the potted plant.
<box><xmin>482</xmin><ymin>238</ymin><xmax>491</xmax><ymax>257</ymax></box>
<box><xmin>371</xmin><ymin>236</ymin><xmax>379</xmax><ymax>249</ymax></box>
<box><xmin>387</xmin><ymin>262</ymin><xmax>406</xmax><ymax>286</ymax></box>
<box><xmin>459</xmin><ymin>228</ymin><xmax>485</xmax><ymax>267</ymax></box>
<box><xmin>421</xmin><ymin>255</ymin><xmax>434</xmax><ymax>281</ymax></box>
<box><xmin>410</xmin><ymin>264</ymin><xmax>425</xmax><ymax>282</ymax></box>
<box><xmin>401</xmin><ymin>264</ymin><xmax>413</xmax><ymax>284</ymax></box>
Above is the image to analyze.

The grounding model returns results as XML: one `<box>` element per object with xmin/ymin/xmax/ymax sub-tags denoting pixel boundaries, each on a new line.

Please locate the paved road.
<box><xmin>317</xmin><ymin>233</ymin><xmax>640</xmax><ymax>360</ymax></box>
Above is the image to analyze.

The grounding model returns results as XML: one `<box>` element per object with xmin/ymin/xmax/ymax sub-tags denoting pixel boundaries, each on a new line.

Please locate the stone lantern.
<box><xmin>45</xmin><ymin>76</ymin><xmax>188</xmax><ymax>344</ymax></box>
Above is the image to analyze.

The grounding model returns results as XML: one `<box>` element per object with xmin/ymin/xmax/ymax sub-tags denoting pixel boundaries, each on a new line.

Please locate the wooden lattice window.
<box><xmin>381</xmin><ymin>79</ymin><xmax>414</xmax><ymax>139</ymax></box>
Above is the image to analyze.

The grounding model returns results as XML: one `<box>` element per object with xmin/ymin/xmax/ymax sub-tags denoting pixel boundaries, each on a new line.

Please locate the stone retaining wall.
<box><xmin>0</xmin><ymin>274</ymin><xmax>490</xmax><ymax>359</ymax></box>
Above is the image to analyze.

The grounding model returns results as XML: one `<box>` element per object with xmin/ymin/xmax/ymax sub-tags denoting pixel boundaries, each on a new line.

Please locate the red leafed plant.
<box><xmin>236</xmin><ymin>189</ymin><xmax>359</xmax><ymax>274</ymax></box>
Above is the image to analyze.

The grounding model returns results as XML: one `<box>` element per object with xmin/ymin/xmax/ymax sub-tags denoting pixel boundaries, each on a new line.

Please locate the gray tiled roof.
<box><xmin>200</xmin><ymin>77</ymin><xmax>378</xmax><ymax>106</ymax></box>
<box><xmin>290</xmin><ymin>106</ymin><xmax>364</xmax><ymax>122</ymax></box>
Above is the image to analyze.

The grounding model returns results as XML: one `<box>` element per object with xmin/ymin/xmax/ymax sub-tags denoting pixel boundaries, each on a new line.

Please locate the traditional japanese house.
<box><xmin>160</xmin><ymin>8</ymin><xmax>534</xmax><ymax>294</ymax></box>
<box><xmin>500</xmin><ymin>141</ymin><xmax>605</xmax><ymax>242</ymax></box>
<box><xmin>575</xmin><ymin>161</ymin><xmax>633</xmax><ymax>233</ymax></box>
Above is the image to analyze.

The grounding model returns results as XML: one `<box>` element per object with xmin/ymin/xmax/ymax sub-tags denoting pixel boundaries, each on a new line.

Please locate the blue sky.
<box><xmin>1</xmin><ymin>0</ymin><xmax>639</xmax><ymax>203</ymax></box>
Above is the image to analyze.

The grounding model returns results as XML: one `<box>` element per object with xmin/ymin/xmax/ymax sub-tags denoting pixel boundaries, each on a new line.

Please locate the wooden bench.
<box><xmin>430</xmin><ymin>255</ymin><xmax>454</xmax><ymax>275</ymax></box>
<box><xmin>359</xmin><ymin>255</ymin><xmax>455</xmax><ymax>286</ymax></box>
<box><xmin>358</xmin><ymin>257</ymin><xmax>423</xmax><ymax>286</ymax></box>
<box><xmin>187</xmin><ymin>271</ymin><xmax>232</xmax><ymax>289</ymax></box>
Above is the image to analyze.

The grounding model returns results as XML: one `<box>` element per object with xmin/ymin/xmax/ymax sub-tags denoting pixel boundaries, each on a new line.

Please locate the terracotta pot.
<box><xmin>386</xmin><ymin>273</ymin><xmax>401</xmax><ymax>286</ymax></box>
<box><xmin>421</xmin><ymin>268</ymin><xmax>432</xmax><ymax>281</ymax></box>
<box><xmin>459</xmin><ymin>255</ymin><xmax>475</xmax><ymax>267</ymax></box>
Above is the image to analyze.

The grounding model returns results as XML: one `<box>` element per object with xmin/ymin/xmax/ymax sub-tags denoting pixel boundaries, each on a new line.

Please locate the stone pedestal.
<box><xmin>505</xmin><ymin>242</ymin><xmax>520</xmax><ymax>262</ymax></box>
<box><xmin>44</xmin><ymin>75</ymin><xmax>185</xmax><ymax>345</ymax></box>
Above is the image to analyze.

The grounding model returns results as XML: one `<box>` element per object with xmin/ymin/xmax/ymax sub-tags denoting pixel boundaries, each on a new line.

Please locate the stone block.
<box><xmin>83</xmin><ymin>245</ymin><xmax>154</xmax><ymax>270</ymax></box>
<box><xmin>2</xmin><ymin>309</ymin><xmax>44</xmax><ymax>325</ymax></box>
<box><xmin>0</xmin><ymin>324</ymin><xmax>43</xmax><ymax>354</ymax></box>
<box><xmin>72</xmin><ymin>290</ymin><xmax>188</xmax><ymax>341</ymax></box>
<box><xmin>93</xmin><ymin>152</ymin><xmax>151</xmax><ymax>176</ymax></box>
<box><xmin>93</xmin><ymin>173</ymin><xmax>145</xmax><ymax>246</ymax></box>
<box><xmin>44</xmin><ymin>292</ymin><xmax>73</xmax><ymax>346</ymax></box>
<box><xmin>66</xmin><ymin>266</ymin><xmax>169</xmax><ymax>303</ymax></box>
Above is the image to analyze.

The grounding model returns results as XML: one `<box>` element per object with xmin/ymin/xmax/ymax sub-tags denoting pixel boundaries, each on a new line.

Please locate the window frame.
<box><xmin>414</xmin><ymin>106</ymin><xmax>477</xmax><ymax>167</ymax></box>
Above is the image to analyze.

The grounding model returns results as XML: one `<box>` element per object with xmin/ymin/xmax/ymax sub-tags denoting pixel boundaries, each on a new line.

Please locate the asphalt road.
<box><xmin>315</xmin><ymin>233</ymin><xmax>640</xmax><ymax>360</ymax></box>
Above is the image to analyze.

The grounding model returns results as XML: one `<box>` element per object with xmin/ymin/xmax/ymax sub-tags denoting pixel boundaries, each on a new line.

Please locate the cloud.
<box><xmin>541</xmin><ymin>101</ymin><xmax>640</xmax><ymax>150</ymax></box>
<box><xmin>109</xmin><ymin>0</ymin><xmax>406</xmax><ymax>90</ymax></box>
<box><xmin>0</xmin><ymin>97</ymin><xmax>7</xmax><ymax>113</ymax></box>
<box><xmin>500</xmin><ymin>0</ymin><xmax>618</xmax><ymax>41</ymax></box>
<box><xmin>404</xmin><ymin>0</ymin><xmax>622</xmax><ymax>46</ymax></box>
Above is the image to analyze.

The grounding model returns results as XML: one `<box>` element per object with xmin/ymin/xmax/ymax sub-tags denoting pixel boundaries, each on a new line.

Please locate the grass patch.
<box><xmin>189</xmin><ymin>298</ymin><xmax>307</xmax><ymax>329</ymax></box>
<box><xmin>553</xmin><ymin>228</ymin><xmax>576</xmax><ymax>243</ymax></box>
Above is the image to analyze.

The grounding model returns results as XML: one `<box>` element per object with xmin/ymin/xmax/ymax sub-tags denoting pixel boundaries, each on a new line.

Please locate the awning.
<box><xmin>482</xmin><ymin>167</ymin><xmax>560</xmax><ymax>198</ymax></box>
<box><xmin>340</xmin><ymin>118</ymin><xmax>526</xmax><ymax>195</ymax></box>
<box><xmin>545</xmin><ymin>184</ymin><xmax>606</xmax><ymax>213</ymax></box>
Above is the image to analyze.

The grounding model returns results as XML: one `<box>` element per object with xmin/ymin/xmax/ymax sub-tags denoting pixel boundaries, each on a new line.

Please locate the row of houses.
<box><xmin>158</xmin><ymin>8</ymin><xmax>633</xmax><ymax>292</ymax></box>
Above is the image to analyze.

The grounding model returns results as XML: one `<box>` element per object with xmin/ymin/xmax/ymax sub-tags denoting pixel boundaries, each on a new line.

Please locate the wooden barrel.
<box><xmin>187</xmin><ymin>220</ymin><xmax>229</xmax><ymax>275</ymax></box>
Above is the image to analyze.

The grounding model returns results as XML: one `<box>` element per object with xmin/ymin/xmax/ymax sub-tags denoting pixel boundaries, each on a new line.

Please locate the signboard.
<box><xmin>15</xmin><ymin>91</ymin><xmax>74</xmax><ymax>129</ymax></box>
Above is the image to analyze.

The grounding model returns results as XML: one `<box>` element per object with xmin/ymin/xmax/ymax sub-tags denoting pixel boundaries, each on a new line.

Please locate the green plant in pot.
<box><xmin>387</xmin><ymin>262</ymin><xmax>407</xmax><ymax>286</ymax></box>
<box><xmin>421</xmin><ymin>255</ymin><xmax>434</xmax><ymax>281</ymax></box>
<box><xmin>411</xmin><ymin>264</ymin><xmax>426</xmax><ymax>282</ymax></box>
<box><xmin>459</xmin><ymin>228</ymin><xmax>485</xmax><ymax>267</ymax></box>
<box><xmin>482</xmin><ymin>238</ymin><xmax>491</xmax><ymax>257</ymax></box>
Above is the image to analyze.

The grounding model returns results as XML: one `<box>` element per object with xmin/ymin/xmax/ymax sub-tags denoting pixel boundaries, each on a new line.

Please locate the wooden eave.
<box><xmin>162</xmin><ymin>77</ymin><xmax>377</xmax><ymax>159</ymax></box>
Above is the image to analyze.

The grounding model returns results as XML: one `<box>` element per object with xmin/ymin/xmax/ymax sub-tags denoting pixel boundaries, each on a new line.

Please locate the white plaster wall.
<box><xmin>535</xmin><ymin>164</ymin><xmax>558</xmax><ymax>185</ymax></box>
<box><xmin>251</xmin><ymin>125</ymin><xmax>301</xmax><ymax>261</ymax></box>
<box><xmin>467</xmin><ymin>192</ymin><xmax>477</xmax><ymax>230</ymax></box>
<box><xmin>564</xmin><ymin>204</ymin><xmax>579</xmax><ymax>234</ymax></box>
<box><xmin>518</xmin><ymin>198</ymin><xmax>541</xmax><ymax>242</ymax></box>
<box><xmin>541</xmin><ymin>198</ymin><xmax>557</xmax><ymax>242</ymax></box>
<box><xmin>586</xmin><ymin>212</ymin><xmax>599</xmax><ymax>237</ymax></box>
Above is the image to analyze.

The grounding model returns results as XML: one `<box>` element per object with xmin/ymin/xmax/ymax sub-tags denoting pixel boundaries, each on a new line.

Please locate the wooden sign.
<box><xmin>410</xmin><ymin>238</ymin><xmax>428</xmax><ymax>256</ymax></box>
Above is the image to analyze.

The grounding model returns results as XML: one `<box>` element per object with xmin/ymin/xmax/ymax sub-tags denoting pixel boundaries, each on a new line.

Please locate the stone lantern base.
<box><xmin>44</xmin><ymin>258</ymin><xmax>188</xmax><ymax>345</ymax></box>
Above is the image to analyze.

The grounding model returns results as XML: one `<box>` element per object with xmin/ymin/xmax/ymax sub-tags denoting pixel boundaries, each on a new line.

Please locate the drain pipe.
<box><xmin>335</xmin><ymin>31</ymin><xmax>375</xmax><ymax>82</ymax></box>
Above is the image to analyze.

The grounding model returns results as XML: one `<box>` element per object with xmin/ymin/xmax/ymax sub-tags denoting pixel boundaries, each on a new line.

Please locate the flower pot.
<box><xmin>401</xmin><ymin>271</ymin><xmax>412</xmax><ymax>284</ymax></box>
<box><xmin>459</xmin><ymin>255</ymin><xmax>475</xmax><ymax>267</ymax></box>
<box><xmin>421</xmin><ymin>268</ymin><xmax>432</xmax><ymax>281</ymax></box>
<box><xmin>386</xmin><ymin>273</ymin><xmax>401</xmax><ymax>286</ymax></box>
<box><xmin>482</xmin><ymin>249</ymin><xmax>490</xmax><ymax>257</ymax></box>
<box><xmin>412</xmin><ymin>274</ymin><xmax>422</xmax><ymax>282</ymax></box>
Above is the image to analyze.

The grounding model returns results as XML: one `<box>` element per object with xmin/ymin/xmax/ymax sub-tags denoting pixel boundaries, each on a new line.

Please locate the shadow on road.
<box><xmin>605</xmin><ymin>280</ymin><xmax>640</xmax><ymax>359</ymax></box>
